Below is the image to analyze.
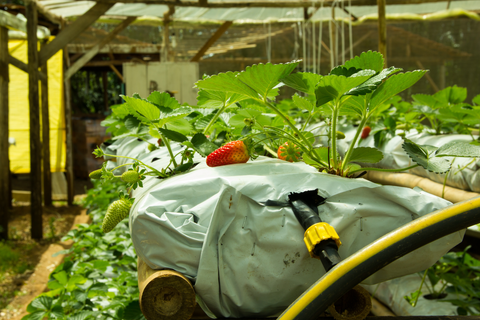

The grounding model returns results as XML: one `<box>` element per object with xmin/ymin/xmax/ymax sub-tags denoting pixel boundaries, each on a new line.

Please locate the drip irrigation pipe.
<box><xmin>277</xmin><ymin>196</ymin><xmax>480</xmax><ymax>320</ymax></box>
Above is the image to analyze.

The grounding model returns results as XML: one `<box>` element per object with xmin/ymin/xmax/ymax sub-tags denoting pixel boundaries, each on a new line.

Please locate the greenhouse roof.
<box><xmin>38</xmin><ymin>0</ymin><xmax>480</xmax><ymax>25</ymax></box>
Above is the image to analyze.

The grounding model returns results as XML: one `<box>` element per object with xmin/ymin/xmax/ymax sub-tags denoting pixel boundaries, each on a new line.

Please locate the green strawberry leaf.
<box><xmin>31</xmin><ymin>296</ymin><xmax>53</xmax><ymax>311</ymax></box>
<box><xmin>174</xmin><ymin>162</ymin><xmax>194</xmax><ymax>173</ymax></box>
<box><xmin>472</xmin><ymin>94</ymin><xmax>480</xmax><ymax>106</ymax></box>
<box><xmin>197</xmin><ymin>89</ymin><xmax>248</xmax><ymax>109</ymax></box>
<box><xmin>237</xmin><ymin>61</ymin><xmax>300</xmax><ymax>101</ymax></box>
<box><xmin>402</xmin><ymin>139</ymin><xmax>451</xmax><ymax>173</ymax></box>
<box><xmin>343</xmin><ymin>51</ymin><xmax>385</xmax><ymax>73</ymax></box>
<box><xmin>315</xmin><ymin>71</ymin><xmax>375</xmax><ymax>107</ymax></box>
<box><xmin>436</xmin><ymin>141</ymin><xmax>480</xmax><ymax>158</ymax></box>
<box><xmin>329</xmin><ymin>66</ymin><xmax>362</xmax><ymax>77</ymax></box>
<box><xmin>190</xmin><ymin>133</ymin><xmax>219</xmax><ymax>157</ymax></box>
<box><xmin>370</xmin><ymin>70</ymin><xmax>427</xmax><ymax>112</ymax></box>
<box><xmin>346</xmin><ymin>66</ymin><xmax>402</xmax><ymax>96</ymax></box>
<box><xmin>121</xmin><ymin>95</ymin><xmax>160</xmax><ymax>122</ymax></box>
<box><xmin>22</xmin><ymin>310</ymin><xmax>49</xmax><ymax>320</ymax></box>
<box><xmin>292</xmin><ymin>93</ymin><xmax>314</xmax><ymax>112</ymax></box>
<box><xmin>281</xmin><ymin>72</ymin><xmax>322</xmax><ymax>96</ymax></box>
<box><xmin>111</xmin><ymin>103</ymin><xmax>130</xmax><ymax>118</ymax></box>
<box><xmin>53</xmin><ymin>271</ymin><xmax>68</xmax><ymax>286</ymax></box>
<box><xmin>349</xmin><ymin>147</ymin><xmax>384</xmax><ymax>163</ymax></box>
<box><xmin>165</xmin><ymin>118</ymin><xmax>193</xmax><ymax>135</ymax></box>
<box><xmin>122</xmin><ymin>300</ymin><xmax>147</xmax><ymax>320</ymax></box>
<box><xmin>412</xmin><ymin>93</ymin><xmax>441</xmax><ymax>109</ymax></box>
<box><xmin>157</xmin><ymin>106</ymin><xmax>192</xmax><ymax>127</ymax></box>
<box><xmin>341</xmin><ymin>95</ymin><xmax>365</xmax><ymax>117</ymax></box>
<box><xmin>158</xmin><ymin>128</ymin><xmax>188</xmax><ymax>142</ymax></box>
<box><xmin>195</xmin><ymin>71</ymin><xmax>259</xmax><ymax>100</ymax></box>
<box><xmin>147</xmin><ymin>91</ymin><xmax>181</xmax><ymax>109</ymax></box>
<box><xmin>433</xmin><ymin>85</ymin><xmax>467</xmax><ymax>104</ymax></box>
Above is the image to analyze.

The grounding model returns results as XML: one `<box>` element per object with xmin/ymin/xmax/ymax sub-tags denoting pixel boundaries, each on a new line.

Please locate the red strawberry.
<box><xmin>277</xmin><ymin>142</ymin><xmax>301</xmax><ymax>162</ymax></box>
<box><xmin>206</xmin><ymin>141</ymin><xmax>249</xmax><ymax>167</ymax></box>
<box><xmin>361</xmin><ymin>126</ymin><xmax>371</xmax><ymax>139</ymax></box>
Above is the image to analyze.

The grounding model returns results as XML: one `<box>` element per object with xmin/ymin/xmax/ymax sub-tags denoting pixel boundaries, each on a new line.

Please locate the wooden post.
<box><xmin>63</xmin><ymin>45</ymin><xmax>74</xmax><ymax>206</ymax></box>
<box><xmin>41</xmin><ymin>41</ymin><xmax>52</xmax><ymax>207</ymax></box>
<box><xmin>0</xmin><ymin>26</ymin><xmax>10</xmax><ymax>240</ymax></box>
<box><xmin>190</xmin><ymin>21</ymin><xmax>233</xmax><ymax>62</ymax></box>
<box><xmin>137</xmin><ymin>257</ymin><xmax>196</xmax><ymax>320</ymax></box>
<box><xmin>377</xmin><ymin>0</ymin><xmax>387</xmax><ymax>66</ymax></box>
<box><xmin>26</xmin><ymin>0</ymin><xmax>43</xmax><ymax>239</ymax></box>
<box><xmin>161</xmin><ymin>6</ymin><xmax>175</xmax><ymax>62</ymax></box>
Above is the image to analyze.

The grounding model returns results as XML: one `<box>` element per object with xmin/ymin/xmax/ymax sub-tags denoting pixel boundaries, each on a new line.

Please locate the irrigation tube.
<box><xmin>277</xmin><ymin>196</ymin><xmax>480</xmax><ymax>320</ymax></box>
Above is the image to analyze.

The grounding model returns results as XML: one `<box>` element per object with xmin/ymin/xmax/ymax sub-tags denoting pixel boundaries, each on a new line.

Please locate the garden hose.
<box><xmin>288</xmin><ymin>190</ymin><xmax>342</xmax><ymax>272</ymax></box>
<box><xmin>277</xmin><ymin>196</ymin><xmax>480</xmax><ymax>320</ymax></box>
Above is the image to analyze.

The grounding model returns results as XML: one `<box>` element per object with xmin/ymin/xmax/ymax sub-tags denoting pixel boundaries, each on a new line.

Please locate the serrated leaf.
<box><xmin>124</xmin><ymin>116</ymin><xmax>141</xmax><ymax>131</ymax></box>
<box><xmin>412</xmin><ymin>93</ymin><xmax>443</xmax><ymax>109</ymax></box>
<box><xmin>197</xmin><ymin>90</ymin><xmax>247</xmax><ymax>109</ymax></box>
<box><xmin>191</xmin><ymin>133</ymin><xmax>219</xmax><ymax>157</ymax></box>
<box><xmin>341</xmin><ymin>95</ymin><xmax>365</xmax><ymax>117</ymax></box>
<box><xmin>53</xmin><ymin>271</ymin><xmax>68</xmax><ymax>286</ymax></box>
<box><xmin>195</xmin><ymin>71</ymin><xmax>258</xmax><ymax>100</ymax></box>
<box><xmin>69</xmin><ymin>311</ymin><xmax>93</xmax><ymax>320</ymax></box>
<box><xmin>346</xmin><ymin>66</ymin><xmax>402</xmax><ymax>96</ymax></box>
<box><xmin>370</xmin><ymin>70</ymin><xmax>427</xmax><ymax>111</ymax></box>
<box><xmin>157</xmin><ymin>106</ymin><xmax>192</xmax><ymax>127</ymax></box>
<box><xmin>237</xmin><ymin>61</ymin><xmax>300</xmax><ymax>101</ymax></box>
<box><xmin>147</xmin><ymin>91</ymin><xmax>181</xmax><ymax>109</ymax></box>
<box><xmin>349</xmin><ymin>147</ymin><xmax>384</xmax><ymax>163</ymax></box>
<box><xmin>436</xmin><ymin>141</ymin><xmax>480</xmax><ymax>158</ymax></box>
<box><xmin>402</xmin><ymin>139</ymin><xmax>451</xmax><ymax>173</ymax></box>
<box><xmin>148</xmin><ymin>126</ymin><xmax>161</xmax><ymax>138</ymax></box>
<box><xmin>121</xmin><ymin>95</ymin><xmax>160</xmax><ymax>122</ymax></box>
<box><xmin>433</xmin><ymin>85</ymin><xmax>467</xmax><ymax>104</ymax></box>
<box><xmin>315</xmin><ymin>71</ymin><xmax>375</xmax><ymax>107</ymax></box>
<box><xmin>31</xmin><ymin>296</ymin><xmax>53</xmax><ymax>311</ymax></box>
<box><xmin>343</xmin><ymin>51</ymin><xmax>385</xmax><ymax>73</ymax></box>
<box><xmin>22</xmin><ymin>310</ymin><xmax>48</xmax><ymax>320</ymax></box>
<box><xmin>281</xmin><ymin>72</ymin><xmax>322</xmax><ymax>96</ymax></box>
<box><xmin>111</xmin><ymin>103</ymin><xmax>130</xmax><ymax>118</ymax></box>
<box><xmin>292</xmin><ymin>93</ymin><xmax>314</xmax><ymax>112</ymax></box>
<box><xmin>473</xmin><ymin>94</ymin><xmax>480</xmax><ymax>106</ymax></box>
<box><xmin>329</xmin><ymin>66</ymin><xmax>362</xmax><ymax>77</ymax></box>
<box><xmin>123</xmin><ymin>300</ymin><xmax>147</xmax><ymax>320</ymax></box>
<box><xmin>158</xmin><ymin>128</ymin><xmax>188</xmax><ymax>142</ymax></box>
<box><xmin>165</xmin><ymin>118</ymin><xmax>193</xmax><ymax>135</ymax></box>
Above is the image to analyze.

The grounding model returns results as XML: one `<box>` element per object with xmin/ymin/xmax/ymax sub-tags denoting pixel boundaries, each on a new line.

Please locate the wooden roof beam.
<box><xmin>190</xmin><ymin>20</ymin><xmax>233</xmax><ymax>62</ymax></box>
<box><xmin>65</xmin><ymin>16</ymin><xmax>136</xmax><ymax>79</ymax></box>
<box><xmin>39</xmin><ymin>2</ymin><xmax>114</xmax><ymax>66</ymax></box>
<box><xmin>92</xmin><ymin>0</ymin><xmax>451</xmax><ymax>8</ymax></box>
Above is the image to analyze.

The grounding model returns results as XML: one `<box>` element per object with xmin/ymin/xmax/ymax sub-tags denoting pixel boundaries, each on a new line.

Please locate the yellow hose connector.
<box><xmin>304</xmin><ymin>222</ymin><xmax>342</xmax><ymax>259</ymax></box>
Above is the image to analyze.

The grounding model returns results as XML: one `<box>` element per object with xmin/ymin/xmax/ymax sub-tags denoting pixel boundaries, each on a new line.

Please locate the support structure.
<box><xmin>26</xmin><ymin>0</ymin><xmax>43</xmax><ymax>239</ymax></box>
<box><xmin>377</xmin><ymin>0</ymin><xmax>387</xmax><ymax>65</ymax></box>
<box><xmin>161</xmin><ymin>5</ymin><xmax>175</xmax><ymax>62</ymax></box>
<box><xmin>190</xmin><ymin>21</ymin><xmax>233</xmax><ymax>62</ymax></box>
<box><xmin>41</xmin><ymin>41</ymin><xmax>52</xmax><ymax>207</ymax></box>
<box><xmin>0</xmin><ymin>26</ymin><xmax>9</xmax><ymax>240</ymax></box>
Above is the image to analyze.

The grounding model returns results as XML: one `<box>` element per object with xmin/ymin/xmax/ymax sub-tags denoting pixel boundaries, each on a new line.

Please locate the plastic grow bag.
<box><xmin>104</xmin><ymin>137</ymin><xmax>464</xmax><ymax>318</ymax></box>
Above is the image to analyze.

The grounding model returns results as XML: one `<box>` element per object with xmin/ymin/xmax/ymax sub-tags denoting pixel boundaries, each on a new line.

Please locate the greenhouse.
<box><xmin>1</xmin><ymin>0</ymin><xmax>480</xmax><ymax>319</ymax></box>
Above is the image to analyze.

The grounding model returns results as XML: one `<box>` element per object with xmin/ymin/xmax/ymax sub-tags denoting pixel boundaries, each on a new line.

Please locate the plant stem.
<box><xmin>110</xmin><ymin>163</ymin><xmax>135</xmax><ymax>172</ymax></box>
<box><xmin>203</xmin><ymin>103</ymin><xmax>229</xmax><ymax>135</ymax></box>
<box><xmin>331</xmin><ymin>101</ymin><xmax>340</xmax><ymax>169</ymax></box>
<box><xmin>341</xmin><ymin>115</ymin><xmax>368</xmax><ymax>174</ymax></box>
<box><xmin>412</xmin><ymin>269</ymin><xmax>429</xmax><ymax>307</ymax></box>
<box><xmin>102</xmin><ymin>153</ymin><xmax>165</xmax><ymax>177</ymax></box>
<box><xmin>348</xmin><ymin>164</ymin><xmax>419</xmax><ymax>174</ymax></box>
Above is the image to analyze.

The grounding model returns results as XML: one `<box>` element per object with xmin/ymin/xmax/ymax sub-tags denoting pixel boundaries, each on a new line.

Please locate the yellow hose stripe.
<box><xmin>280</xmin><ymin>197</ymin><xmax>480</xmax><ymax>319</ymax></box>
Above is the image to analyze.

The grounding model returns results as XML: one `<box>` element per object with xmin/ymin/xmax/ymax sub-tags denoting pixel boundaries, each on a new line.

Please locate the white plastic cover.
<box><xmin>105</xmin><ymin>137</ymin><xmax>464</xmax><ymax>318</ymax></box>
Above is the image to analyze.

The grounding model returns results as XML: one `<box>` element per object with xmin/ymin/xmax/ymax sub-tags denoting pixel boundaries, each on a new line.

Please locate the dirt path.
<box><xmin>0</xmin><ymin>203</ymin><xmax>90</xmax><ymax>320</ymax></box>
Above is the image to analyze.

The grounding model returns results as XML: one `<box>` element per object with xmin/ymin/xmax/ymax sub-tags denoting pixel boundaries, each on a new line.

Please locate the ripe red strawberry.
<box><xmin>206</xmin><ymin>140</ymin><xmax>249</xmax><ymax>167</ymax></box>
<box><xmin>361</xmin><ymin>126</ymin><xmax>371</xmax><ymax>139</ymax></box>
<box><xmin>277</xmin><ymin>142</ymin><xmax>301</xmax><ymax>162</ymax></box>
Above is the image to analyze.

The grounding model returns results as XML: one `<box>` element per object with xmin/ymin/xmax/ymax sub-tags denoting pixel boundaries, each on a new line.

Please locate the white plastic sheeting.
<box><xmin>105</xmin><ymin>137</ymin><xmax>464</xmax><ymax>318</ymax></box>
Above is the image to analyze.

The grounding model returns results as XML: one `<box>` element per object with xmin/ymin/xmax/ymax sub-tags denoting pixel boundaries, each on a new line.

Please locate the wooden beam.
<box><xmin>9</xmin><ymin>55</ymin><xmax>48</xmax><ymax>82</ymax></box>
<box><xmin>416</xmin><ymin>60</ymin><xmax>440</xmax><ymax>92</ymax></box>
<box><xmin>63</xmin><ymin>38</ymin><xmax>74</xmax><ymax>206</ymax></box>
<box><xmin>93</xmin><ymin>0</ymin><xmax>452</xmax><ymax>8</ymax></box>
<box><xmin>41</xmin><ymin>42</ymin><xmax>52</xmax><ymax>207</ymax></box>
<box><xmin>162</xmin><ymin>5</ymin><xmax>175</xmax><ymax>62</ymax></box>
<box><xmin>190</xmin><ymin>21</ymin><xmax>233</xmax><ymax>62</ymax></box>
<box><xmin>26</xmin><ymin>0</ymin><xmax>43</xmax><ymax>239</ymax></box>
<box><xmin>109</xmin><ymin>64</ymin><xmax>124</xmax><ymax>82</ymax></box>
<box><xmin>377</xmin><ymin>0</ymin><xmax>387</xmax><ymax>66</ymax></box>
<box><xmin>64</xmin><ymin>16</ymin><xmax>136</xmax><ymax>80</ymax></box>
<box><xmin>0</xmin><ymin>26</ymin><xmax>10</xmax><ymax>240</ymax></box>
<box><xmin>35</xmin><ymin>0</ymin><xmax>65</xmax><ymax>25</ymax></box>
<box><xmin>39</xmin><ymin>2</ymin><xmax>114</xmax><ymax>66</ymax></box>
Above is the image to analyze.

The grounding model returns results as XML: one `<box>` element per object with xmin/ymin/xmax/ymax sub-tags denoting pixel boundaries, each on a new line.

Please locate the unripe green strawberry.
<box><xmin>148</xmin><ymin>144</ymin><xmax>158</xmax><ymax>152</ymax></box>
<box><xmin>206</xmin><ymin>140</ymin><xmax>249</xmax><ymax>167</ymax></box>
<box><xmin>336</xmin><ymin>131</ymin><xmax>346</xmax><ymax>140</ymax></box>
<box><xmin>102</xmin><ymin>199</ymin><xmax>132</xmax><ymax>233</ymax></box>
<box><xmin>121</xmin><ymin>170</ymin><xmax>140</xmax><ymax>183</ymax></box>
<box><xmin>278</xmin><ymin>142</ymin><xmax>301</xmax><ymax>162</ymax></box>
<box><xmin>89</xmin><ymin>169</ymin><xmax>103</xmax><ymax>180</ymax></box>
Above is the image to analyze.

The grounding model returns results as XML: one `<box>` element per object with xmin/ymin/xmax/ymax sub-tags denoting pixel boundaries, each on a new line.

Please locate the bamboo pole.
<box><xmin>377</xmin><ymin>0</ymin><xmax>387</xmax><ymax>66</ymax></box>
<box><xmin>41</xmin><ymin>41</ymin><xmax>52</xmax><ymax>207</ymax></box>
<box><xmin>0</xmin><ymin>26</ymin><xmax>10</xmax><ymax>240</ymax></box>
<box><xmin>26</xmin><ymin>0</ymin><xmax>43</xmax><ymax>239</ymax></box>
<box><xmin>137</xmin><ymin>257</ymin><xmax>196</xmax><ymax>320</ymax></box>
<box><xmin>63</xmin><ymin>44</ymin><xmax>74</xmax><ymax>206</ymax></box>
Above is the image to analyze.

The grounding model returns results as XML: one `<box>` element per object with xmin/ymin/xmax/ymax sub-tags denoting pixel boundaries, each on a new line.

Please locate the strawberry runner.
<box><xmin>103</xmin><ymin>137</ymin><xmax>464</xmax><ymax>319</ymax></box>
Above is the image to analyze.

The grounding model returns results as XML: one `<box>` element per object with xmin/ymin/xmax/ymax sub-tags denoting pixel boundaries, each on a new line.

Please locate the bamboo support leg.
<box><xmin>137</xmin><ymin>257</ymin><xmax>196</xmax><ymax>320</ymax></box>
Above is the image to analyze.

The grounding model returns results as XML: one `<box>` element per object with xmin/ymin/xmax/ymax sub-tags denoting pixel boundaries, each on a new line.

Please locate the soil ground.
<box><xmin>0</xmin><ymin>176</ymin><xmax>90</xmax><ymax>319</ymax></box>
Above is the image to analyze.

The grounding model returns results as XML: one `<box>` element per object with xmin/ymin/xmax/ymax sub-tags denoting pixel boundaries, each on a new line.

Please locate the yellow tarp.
<box><xmin>8</xmin><ymin>38</ymin><xmax>65</xmax><ymax>174</ymax></box>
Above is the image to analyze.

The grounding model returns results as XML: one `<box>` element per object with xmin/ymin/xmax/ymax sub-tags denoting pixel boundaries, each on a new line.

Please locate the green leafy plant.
<box><xmin>405</xmin><ymin>246</ymin><xmax>480</xmax><ymax>315</ymax></box>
